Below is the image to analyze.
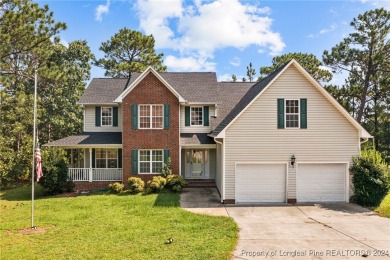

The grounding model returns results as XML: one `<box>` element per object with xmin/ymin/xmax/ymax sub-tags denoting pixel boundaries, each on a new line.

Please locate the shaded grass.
<box><xmin>375</xmin><ymin>192</ymin><xmax>390</xmax><ymax>218</ymax></box>
<box><xmin>0</xmin><ymin>186</ymin><xmax>238</xmax><ymax>259</ymax></box>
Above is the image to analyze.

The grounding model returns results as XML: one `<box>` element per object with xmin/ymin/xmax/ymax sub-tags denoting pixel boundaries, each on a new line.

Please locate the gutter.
<box><xmin>214</xmin><ymin>137</ymin><xmax>224</xmax><ymax>203</ymax></box>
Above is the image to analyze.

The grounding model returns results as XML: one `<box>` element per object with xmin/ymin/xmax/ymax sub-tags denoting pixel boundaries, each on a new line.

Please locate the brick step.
<box><xmin>186</xmin><ymin>179</ymin><xmax>216</xmax><ymax>188</ymax></box>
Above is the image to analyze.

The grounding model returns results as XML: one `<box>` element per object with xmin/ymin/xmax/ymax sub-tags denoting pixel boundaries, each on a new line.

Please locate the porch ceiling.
<box><xmin>43</xmin><ymin>132</ymin><xmax>122</xmax><ymax>148</ymax></box>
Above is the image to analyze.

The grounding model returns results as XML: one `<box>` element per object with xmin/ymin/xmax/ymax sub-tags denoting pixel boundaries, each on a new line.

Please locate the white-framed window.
<box><xmin>96</xmin><ymin>148</ymin><xmax>118</xmax><ymax>168</ymax></box>
<box><xmin>101</xmin><ymin>107</ymin><xmax>112</xmax><ymax>126</ymax></box>
<box><xmin>285</xmin><ymin>99</ymin><xmax>299</xmax><ymax>128</ymax></box>
<box><xmin>139</xmin><ymin>150</ymin><xmax>163</xmax><ymax>174</ymax></box>
<box><xmin>191</xmin><ymin>106</ymin><xmax>203</xmax><ymax>126</ymax></box>
<box><xmin>139</xmin><ymin>105</ymin><xmax>163</xmax><ymax>129</ymax></box>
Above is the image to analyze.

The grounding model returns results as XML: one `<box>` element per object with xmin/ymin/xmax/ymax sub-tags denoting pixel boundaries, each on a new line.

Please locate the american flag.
<box><xmin>36</xmin><ymin>147</ymin><xmax>43</xmax><ymax>182</ymax></box>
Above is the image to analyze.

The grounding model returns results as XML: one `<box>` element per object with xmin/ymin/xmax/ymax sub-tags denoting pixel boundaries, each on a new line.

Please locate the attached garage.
<box><xmin>235</xmin><ymin>163</ymin><xmax>286</xmax><ymax>203</ymax></box>
<box><xmin>297</xmin><ymin>163</ymin><xmax>347</xmax><ymax>202</ymax></box>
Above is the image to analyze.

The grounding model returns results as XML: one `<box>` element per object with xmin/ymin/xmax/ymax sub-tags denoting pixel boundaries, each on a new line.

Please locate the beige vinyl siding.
<box><xmin>224</xmin><ymin>66</ymin><xmax>360</xmax><ymax>200</ymax></box>
<box><xmin>180</xmin><ymin>105</ymin><xmax>215</xmax><ymax>133</ymax></box>
<box><xmin>84</xmin><ymin>105</ymin><xmax>122</xmax><ymax>132</ymax></box>
<box><xmin>215</xmin><ymin>143</ymin><xmax>222</xmax><ymax>193</ymax></box>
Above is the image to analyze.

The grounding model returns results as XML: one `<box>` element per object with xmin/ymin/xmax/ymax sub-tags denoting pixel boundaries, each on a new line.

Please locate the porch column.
<box><xmin>89</xmin><ymin>148</ymin><xmax>93</xmax><ymax>182</ymax></box>
<box><xmin>70</xmin><ymin>149</ymin><xmax>74</xmax><ymax>167</ymax></box>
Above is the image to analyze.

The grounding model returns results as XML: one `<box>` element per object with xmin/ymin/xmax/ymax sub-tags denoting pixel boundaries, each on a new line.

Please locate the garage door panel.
<box><xmin>297</xmin><ymin>163</ymin><xmax>346</xmax><ymax>202</ymax></box>
<box><xmin>236</xmin><ymin>164</ymin><xmax>286</xmax><ymax>203</ymax></box>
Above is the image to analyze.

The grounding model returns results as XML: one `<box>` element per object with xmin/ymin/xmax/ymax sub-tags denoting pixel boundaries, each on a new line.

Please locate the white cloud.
<box><xmin>95</xmin><ymin>0</ymin><xmax>110</xmax><ymax>22</ymax></box>
<box><xmin>136</xmin><ymin>0</ymin><xmax>285</xmax><ymax>71</ymax></box>
<box><xmin>329</xmin><ymin>8</ymin><xmax>338</xmax><ymax>16</ymax></box>
<box><xmin>164</xmin><ymin>52</ymin><xmax>216</xmax><ymax>71</ymax></box>
<box><xmin>60</xmin><ymin>39</ymin><xmax>69</xmax><ymax>48</ymax></box>
<box><xmin>320</xmin><ymin>24</ymin><xmax>337</xmax><ymax>34</ymax></box>
<box><xmin>307</xmin><ymin>23</ymin><xmax>337</xmax><ymax>38</ymax></box>
<box><xmin>359</xmin><ymin>0</ymin><xmax>390</xmax><ymax>10</ymax></box>
<box><xmin>230</xmin><ymin>57</ymin><xmax>240</xmax><ymax>67</ymax></box>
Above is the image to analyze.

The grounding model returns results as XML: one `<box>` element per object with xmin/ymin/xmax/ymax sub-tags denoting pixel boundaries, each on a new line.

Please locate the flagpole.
<box><xmin>31</xmin><ymin>67</ymin><xmax>38</xmax><ymax>228</ymax></box>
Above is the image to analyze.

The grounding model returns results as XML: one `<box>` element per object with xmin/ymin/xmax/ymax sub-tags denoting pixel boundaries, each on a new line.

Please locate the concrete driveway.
<box><xmin>228</xmin><ymin>204</ymin><xmax>390</xmax><ymax>259</ymax></box>
<box><xmin>180</xmin><ymin>188</ymin><xmax>390</xmax><ymax>259</ymax></box>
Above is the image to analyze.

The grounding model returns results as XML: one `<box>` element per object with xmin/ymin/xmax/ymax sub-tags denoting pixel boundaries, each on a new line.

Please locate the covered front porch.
<box><xmin>180</xmin><ymin>133</ymin><xmax>217</xmax><ymax>181</ymax></box>
<box><xmin>44</xmin><ymin>132</ymin><xmax>123</xmax><ymax>184</ymax></box>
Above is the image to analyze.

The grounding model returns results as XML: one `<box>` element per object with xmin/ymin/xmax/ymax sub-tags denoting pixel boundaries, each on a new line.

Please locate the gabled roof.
<box><xmin>115</xmin><ymin>67</ymin><xmax>185</xmax><ymax>103</ymax></box>
<box><xmin>43</xmin><ymin>132</ymin><xmax>122</xmax><ymax>148</ymax></box>
<box><xmin>78</xmin><ymin>70</ymin><xmax>220</xmax><ymax>105</ymax></box>
<box><xmin>212</xmin><ymin>59</ymin><xmax>371</xmax><ymax>139</ymax></box>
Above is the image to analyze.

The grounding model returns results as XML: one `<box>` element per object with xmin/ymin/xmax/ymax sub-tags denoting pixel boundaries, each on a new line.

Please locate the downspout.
<box><xmin>214</xmin><ymin>137</ymin><xmax>224</xmax><ymax>203</ymax></box>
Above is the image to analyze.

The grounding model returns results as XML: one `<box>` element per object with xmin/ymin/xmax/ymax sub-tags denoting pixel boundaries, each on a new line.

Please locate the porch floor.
<box><xmin>185</xmin><ymin>179</ymin><xmax>216</xmax><ymax>188</ymax></box>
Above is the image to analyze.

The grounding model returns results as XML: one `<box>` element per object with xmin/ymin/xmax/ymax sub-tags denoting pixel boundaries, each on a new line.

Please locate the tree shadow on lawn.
<box><xmin>0</xmin><ymin>185</ymin><xmax>45</xmax><ymax>201</ymax></box>
<box><xmin>153</xmin><ymin>190</ymin><xmax>180</xmax><ymax>207</ymax></box>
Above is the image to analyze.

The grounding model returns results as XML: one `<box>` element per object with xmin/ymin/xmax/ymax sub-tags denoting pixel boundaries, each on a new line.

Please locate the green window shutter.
<box><xmin>277</xmin><ymin>99</ymin><xmax>285</xmax><ymax>129</ymax></box>
<box><xmin>131</xmin><ymin>150</ymin><xmax>138</xmax><ymax>175</ymax></box>
<box><xmin>185</xmin><ymin>106</ymin><xmax>190</xmax><ymax>126</ymax></box>
<box><xmin>300</xmin><ymin>98</ymin><xmax>307</xmax><ymax>129</ymax></box>
<box><xmin>118</xmin><ymin>149</ymin><xmax>122</xmax><ymax>168</ymax></box>
<box><xmin>113</xmin><ymin>107</ymin><xmax>118</xmax><ymax>127</ymax></box>
<box><xmin>164</xmin><ymin>150</ymin><xmax>170</xmax><ymax>164</ymax></box>
<box><xmin>131</xmin><ymin>104</ymin><xmax>138</xmax><ymax>129</ymax></box>
<box><xmin>92</xmin><ymin>148</ymin><xmax>96</xmax><ymax>168</ymax></box>
<box><xmin>95</xmin><ymin>107</ymin><xmax>101</xmax><ymax>127</ymax></box>
<box><xmin>203</xmin><ymin>106</ymin><xmax>209</xmax><ymax>126</ymax></box>
<box><xmin>164</xmin><ymin>104</ymin><xmax>170</xmax><ymax>129</ymax></box>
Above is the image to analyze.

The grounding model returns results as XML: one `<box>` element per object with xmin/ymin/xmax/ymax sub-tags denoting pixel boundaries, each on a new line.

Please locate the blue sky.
<box><xmin>39</xmin><ymin>0</ymin><xmax>389</xmax><ymax>84</ymax></box>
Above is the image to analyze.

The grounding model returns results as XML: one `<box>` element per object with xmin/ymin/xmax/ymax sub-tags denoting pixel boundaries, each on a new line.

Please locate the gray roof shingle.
<box><xmin>180</xmin><ymin>133</ymin><xmax>215</xmax><ymax>145</ymax></box>
<box><xmin>43</xmin><ymin>132</ymin><xmax>122</xmax><ymax>147</ymax></box>
<box><xmin>211</xmin><ymin>63</ymin><xmax>289</xmax><ymax>136</ymax></box>
<box><xmin>78</xmin><ymin>72</ymin><xmax>219</xmax><ymax>104</ymax></box>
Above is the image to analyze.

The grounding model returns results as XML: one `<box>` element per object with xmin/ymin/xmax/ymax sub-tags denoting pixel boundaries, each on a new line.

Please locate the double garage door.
<box><xmin>235</xmin><ymin>163</ymin><xmax>346</xmax><ymax>203</ymax></box>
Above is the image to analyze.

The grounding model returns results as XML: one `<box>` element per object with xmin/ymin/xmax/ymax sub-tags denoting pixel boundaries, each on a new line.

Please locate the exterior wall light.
<box><xmin>291</xmin><ymin>155</ymin><xmax>296</xmax><ymax>166</ymax></box>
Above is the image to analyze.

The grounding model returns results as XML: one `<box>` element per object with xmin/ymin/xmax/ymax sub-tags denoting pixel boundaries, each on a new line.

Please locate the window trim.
<box><xmin>101</xmin><ymin>107</ymin><xmax>113</xmax><ymax>127</ymax></box>
<box><xmin>138</xmin><ymin>149</ymin><xmax>164</xmax><ymax>174</ymax></box>
<box><xmin>138</xmin><ymin>104</ymin><xmax>164</xmax><ymax>129</ymax></box>
<box><xmin>285</xmin><ymin>99</ymin><xmax>300</xmax><ymax>128</ymax></box>
<box><xmin>95</xmin><ymin>148</ymin><xmax>118</xmax><ymax>169</ymax></box>
<box><xmin>190</xmin><ymin>106</ymin><xmax>204</xmax><ymax>126</ymax></box>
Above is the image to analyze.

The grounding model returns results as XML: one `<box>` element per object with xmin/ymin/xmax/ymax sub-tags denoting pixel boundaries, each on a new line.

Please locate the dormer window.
<box><xmin>191</xmin><ymin>107</ymin><xmax>203</xmax><ymax>126</ymax></box>
<box><xmin>101</xmin><ymin>107</ymin><xmax>112</xmax><ymax>126</ymax></box>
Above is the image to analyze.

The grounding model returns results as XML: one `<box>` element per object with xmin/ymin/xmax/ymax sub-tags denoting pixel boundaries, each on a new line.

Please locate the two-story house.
<box><xmin>45</xmin><ymin>59</ymin><xmax>371</xmax><ymax>204</ymax></box>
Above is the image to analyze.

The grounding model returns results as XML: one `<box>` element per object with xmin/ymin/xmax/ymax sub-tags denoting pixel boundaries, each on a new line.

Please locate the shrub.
<box><xmin>160</xmin><ymin>157</ymin><xmax>172</xmax><ymax>178</ymax></box>
<box><xmin>109</xmin><ymin>182</ymin><xmax>124</xmax><ymax>194</ymax></box>
<box><xmin>350</xmin><ymin>156</ymin><xmax>389</xmax><ymax>207</ymax></box>
<box><xmin>128</xmin><ymin>177</ymin><xmax>145</xmax><ymax>194</ymax></box>
<box><xmin>166</xmin><ymin>175</ymin><xmax>187</xmax><ymax>192</ymax></box>
<box><xmin>39</xmin><ymin>156</ymin><xmax>73</xmax><ymax>196</ymax></box>
<box><xmin>145</xmin><ymin>176</ymin><xmax>167</xmax><ymax>194</ymax></box>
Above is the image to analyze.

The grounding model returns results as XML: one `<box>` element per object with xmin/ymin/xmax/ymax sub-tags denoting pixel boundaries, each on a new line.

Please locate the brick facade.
<box><xmin>122</xmin><ymin>72</ymin><xmax>180</xmax><ymax>187</ymax></box>
<box><xmin>74</xmin><ymin>181</ymin><xmax>112</xmax><ymax>191</ymax></box>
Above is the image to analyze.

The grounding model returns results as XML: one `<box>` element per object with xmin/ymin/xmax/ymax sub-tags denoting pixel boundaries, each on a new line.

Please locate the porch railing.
<box><xmin>68</xmin><ymin>168</ymin><xmax>122</xmax><ymax>182</ymax></box>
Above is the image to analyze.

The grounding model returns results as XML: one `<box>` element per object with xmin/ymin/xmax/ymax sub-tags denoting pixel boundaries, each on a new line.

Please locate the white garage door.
<box><xmin>297</xmin><ymin>163</ymin><xmax>347</xmax><ymax>202</ymax></box>
<box><xmin>236</xmin><ymin>164</ymin><xmax>286</xmax><ymax>203</ymax></box>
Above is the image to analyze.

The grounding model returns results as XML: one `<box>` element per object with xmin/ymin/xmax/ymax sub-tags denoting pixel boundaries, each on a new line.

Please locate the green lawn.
<box><xmin>1</xmin><ymin>185</ymin><xmax>238</xmax><ymax>259</ymax></box>
<box><xmin>375</xmin><ymin>192</ymin><xmax>390</xmax><ymax>218</ymax></box>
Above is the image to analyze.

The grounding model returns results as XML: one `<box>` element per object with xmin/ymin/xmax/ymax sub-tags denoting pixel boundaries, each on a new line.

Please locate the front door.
<box><xmin>185</xmin><ymin>149</ymin><xmax>207</xmax><ymax>179</ymax></box>
<box><xmin>191</xmin><ymin>150</ymin><xmax>204</xmax><ymax>178</ymax></box>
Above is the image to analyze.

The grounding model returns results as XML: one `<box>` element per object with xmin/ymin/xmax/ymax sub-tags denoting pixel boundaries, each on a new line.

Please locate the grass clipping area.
<box><xmin>1</xmin><ymin>186</ymin><xmax>238</xmax><ymax>259</ymax></box>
